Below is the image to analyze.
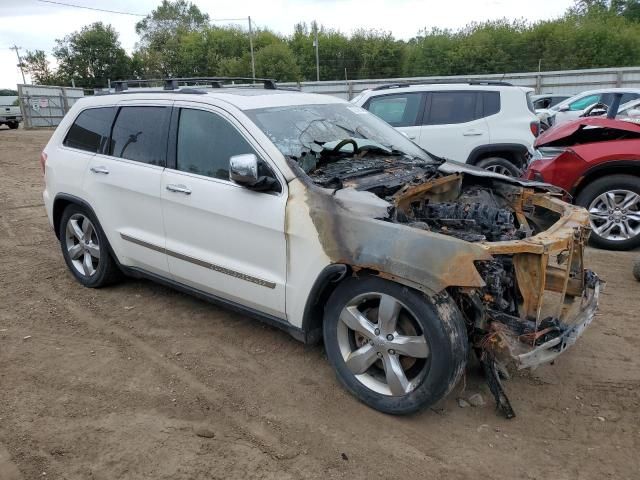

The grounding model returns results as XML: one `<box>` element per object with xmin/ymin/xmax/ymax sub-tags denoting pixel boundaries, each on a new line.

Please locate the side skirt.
<box><xmin>119</xmin><ymin>265</ymin><xmax>310</xmax><ymax>344</ymax></box>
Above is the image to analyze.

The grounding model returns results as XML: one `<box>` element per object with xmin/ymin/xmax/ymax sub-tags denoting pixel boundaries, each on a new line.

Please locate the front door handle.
<box><xmin>166</xmin><ymin>184</ymin><xmax>192</xmax><ymax>195</ymax></box>
<box><xmin>90</xmin><ymin>166</ymin><xmax>109</xmax><ymax>174</ymax></box>
<box><xmin>463</xmin><ymin>130</ymin><xmax>484</xmax><ymax>136</ymax></box>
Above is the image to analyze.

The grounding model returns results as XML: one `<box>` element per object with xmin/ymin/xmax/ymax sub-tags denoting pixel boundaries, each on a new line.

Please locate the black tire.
<box><xmin>576</xmin><ymin>174</ymin><xmax>640</xmax><ymax>251</ymax></box>
<box><xmin>323</xmin><ymin>275</ymin><xmax>468</xmax><ymax>415</ymax></box>
<box><xmin>476</xmin><ymin>157</ymin><xmax>521</xmax><ymax>177</ymax></box>
<box><xmin>59</xmin><ymin>204</ymin><xmax>121</xmax><ymax>287</ymax></box>
<box><xmin>7</xmin><ymin>121</ymin><xmax>18</xmax><ymax>130</ymax></box>
<box><xmin>633</xmin><ymin>258</ymin><xmax>640</xmax><ymax>281</ymax></box>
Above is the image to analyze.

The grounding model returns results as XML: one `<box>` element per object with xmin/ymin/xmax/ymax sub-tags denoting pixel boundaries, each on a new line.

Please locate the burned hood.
<box><xmin>437</xmin><ymin>160</ymin><xmax>554</xmax><ymax>190</ymax></box>
<box><xmin>535</xmin><ymin>117</ymin><xmax>640</xmax><ymax>148</ymax></box>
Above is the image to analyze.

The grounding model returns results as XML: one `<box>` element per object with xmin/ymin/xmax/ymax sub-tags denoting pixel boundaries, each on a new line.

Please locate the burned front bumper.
<box><xmin>478</xmin><ymin>189</ymin><xmax>602</xmax><ymax>369</ymax></box>
<box><xmin>516</xmin><ymin>271</ymin><xmax>601</xmax><ymax>369</ymax></box>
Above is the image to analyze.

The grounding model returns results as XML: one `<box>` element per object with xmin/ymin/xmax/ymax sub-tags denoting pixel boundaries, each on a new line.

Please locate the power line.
<box><xmin>36</xmin><ymin>0</ymin><xmax>145</xmax><ymax>17</ymax></box>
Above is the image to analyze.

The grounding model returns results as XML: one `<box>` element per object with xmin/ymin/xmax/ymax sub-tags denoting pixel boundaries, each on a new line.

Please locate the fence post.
<box><xmin>61</xmin><ymin>87</ymin><xmax>69</xmax><ymax>114</ymax></box>
<box><xmin>535</xmin><ymin>74</ymin><xmax>542</xmax><ymax>94</ymax></box>
<box><xmin>616</xmin><ymin>70</ymin><xmax>623</xmax><ymax>88</ymax></box>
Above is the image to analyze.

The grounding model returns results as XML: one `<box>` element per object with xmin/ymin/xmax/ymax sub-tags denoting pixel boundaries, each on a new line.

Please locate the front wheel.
<box><xmin>323</xmin><ymin>276</ymin><xmax>468</xmax><ymax>415</ymax></box>
<box><xmin>576</xmin><ymin>174</ymin><xmax>640</xmax><ymax>251</ymax></box>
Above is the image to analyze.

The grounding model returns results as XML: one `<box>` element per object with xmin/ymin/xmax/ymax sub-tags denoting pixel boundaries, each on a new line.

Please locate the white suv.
<box><xmin>352</xmin><ymin>82</ymin><xmax>539</xmax><ymax>176</ymax></box>
<box><xmin>42</xmin><ymin>78</ymin><xmax>600</xmax><ymax>417</ymax></box>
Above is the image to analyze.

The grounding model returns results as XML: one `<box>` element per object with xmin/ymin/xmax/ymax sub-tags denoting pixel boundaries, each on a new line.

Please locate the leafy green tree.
<box><xmin>135</xmin><ymin>0</ymin><xmax>209</xmax><ymax>76</ymax></box>
<box><xmin>255</xmin><ymin>43</ymin><xmax>301</xmax><ymax>81</ymax></box>
<box><xmin>53</xmin><ymin>23</ymin><xmax>131</xmax><ymax>88</ymax></box>
<box><xmin>21</xmin><ymin>50</ymin><xmax>61</xmax><ymax>85</ymax></box>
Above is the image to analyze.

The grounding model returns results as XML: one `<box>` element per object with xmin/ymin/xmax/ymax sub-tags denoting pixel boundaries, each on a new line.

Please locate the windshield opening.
<box><xmin>244</xmin><ymin>103</ymin><xmax>437</xmax><ymax>175</ymax></box>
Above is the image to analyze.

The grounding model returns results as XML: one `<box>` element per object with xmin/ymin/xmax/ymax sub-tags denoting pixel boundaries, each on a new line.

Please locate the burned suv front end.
<box><xmin>337</xmin><ymin>162</ymin><xmax>601</xmax><ymax>417</ymax></box>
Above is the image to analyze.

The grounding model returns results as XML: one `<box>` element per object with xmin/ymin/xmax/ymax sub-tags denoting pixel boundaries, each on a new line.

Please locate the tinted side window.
<box><xmin>64</xmin><ymin>107</ymin><xmax>116</xmax><ymax>153</ymax></box>
<box><xmin>366</xmin><ymin>93</ymin><xmax>422</xmax><ymax>127</ymax></box>
<box><xmin>176</xmin><ymin>108</ymin><xmax>257</xmax><ymax>180</ymax></box>
<box><xmin>482</xmin><ymin>92</ymin><xmax>501</xmax><ymax>116</ymax></box>
<box><xmin>569</xmin><ymin>94</ymin><xmax>600</xmax><ymax>111</ymax></box>
<box><xmin>425</xmin><ymin>92</ymin><xmax>478</xmax><ymax>125</ymax></box>
<box><xmin>110</xmin><ymin>106</ymin><xmax>169</xmax><ymax>165</ymax></box>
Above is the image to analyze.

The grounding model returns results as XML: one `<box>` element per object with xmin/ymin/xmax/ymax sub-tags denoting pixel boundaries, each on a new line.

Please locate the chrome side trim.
<box><xmin>120</xmin><ymin>233</ymin><xmax>276</xmax><ymax>289</ymax></box>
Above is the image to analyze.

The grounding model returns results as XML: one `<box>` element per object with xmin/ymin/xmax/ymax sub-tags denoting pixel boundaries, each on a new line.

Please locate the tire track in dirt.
<box><xmin>31</xmin><ymin>282</ymin><xmax>321</xmax><ymax>476</ymax></box>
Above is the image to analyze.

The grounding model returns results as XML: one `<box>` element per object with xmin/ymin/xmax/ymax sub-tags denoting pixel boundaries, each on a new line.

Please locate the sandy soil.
<box><xmin>0</xmin><ymin>127</ymin><xmax>638</xmax><ymax>480</ymax></box>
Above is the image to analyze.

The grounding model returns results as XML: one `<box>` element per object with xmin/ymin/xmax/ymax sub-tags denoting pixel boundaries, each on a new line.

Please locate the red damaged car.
<box><xmin>525</xmin><ymin>114</ymin><xmax>640</xmax><ymax>250</ymax></box>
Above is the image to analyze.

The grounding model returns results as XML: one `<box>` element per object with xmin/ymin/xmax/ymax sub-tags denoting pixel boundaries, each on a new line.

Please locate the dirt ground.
<box><xmin>0</xmin><ymin>127</ymin><xmax>638</xmax><ymax>480</ymax></box>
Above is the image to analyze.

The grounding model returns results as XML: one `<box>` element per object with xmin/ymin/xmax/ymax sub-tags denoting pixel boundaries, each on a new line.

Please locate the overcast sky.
<box><xmin>0</xmin><ymin>0</ymin><xmax>574</xmax><ymax>89</ymax></box>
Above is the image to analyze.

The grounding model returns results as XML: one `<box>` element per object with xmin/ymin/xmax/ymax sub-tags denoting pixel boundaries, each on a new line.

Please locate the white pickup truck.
<box><xmin>0</xmin><ymin>104</ymin><xmax>22</xmax><ymax>129</ymax></box>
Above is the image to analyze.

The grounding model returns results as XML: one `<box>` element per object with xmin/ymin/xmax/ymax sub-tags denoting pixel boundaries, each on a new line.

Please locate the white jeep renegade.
<box><xmin>352</xmin><ymin>82</ymin><xmax>540</xmax><ymax>176</ymax></box>
<box><xmin>42</xmin><ymin>78</ymin><xmax>601</xmax><ymax>416</ymax></box>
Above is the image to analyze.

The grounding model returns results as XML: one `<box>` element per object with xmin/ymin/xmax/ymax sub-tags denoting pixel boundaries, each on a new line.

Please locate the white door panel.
<box><xmin>396</xmin><ymin>126</ymin><xmax>423</xmax><ymax>142</ymax></box>
<box><xmin>160</xmin><ymin>102</ymin><xmax>287</xmax><ymax>318</ymax></box>
<box><xmin>84</xmin><ymin>154</ymin><xmax>169</xmax><ymax>275</ymax></box>
<box><xmin>418</xmin><ymin>118</ymin><xmax>489</xmax><ymax>163</ymax></box>
<box><xmin>161</xmin><ymin>171</ymin><xmax>287</xmax><ymax>317</ymax></box>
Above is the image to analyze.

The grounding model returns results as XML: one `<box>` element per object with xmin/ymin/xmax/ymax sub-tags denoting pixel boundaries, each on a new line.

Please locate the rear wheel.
<box><xmin>59</xmin><ymin>204</ymin><xmax>121</xmax><ymax>287</ymax></box>
<box><xmin>476</xmin><ymin>157</ymin><xmax>520</xmax><ymax>177</ymax></box>
<box><xmin>323</xmin><ymin>276</ymin><xmax>467</xmax><ymax>415</ymax></box>
<box><xmin>576</xmin><ymin>175</ymin><xmax>640</xmax><ymax>251</ymax></box>
<box><xmin>7</xmin><ymin>121</ymin><xmax>18</xmax><ymax>129</ymax></box>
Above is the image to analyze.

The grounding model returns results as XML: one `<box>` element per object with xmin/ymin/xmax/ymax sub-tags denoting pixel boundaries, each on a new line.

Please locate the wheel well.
<box><xmin>52</xmin><ymin>198</ymin><xmax>73</xmax><ymax>239</ymax></box>
<box><xmin>467</xmin><ymin>144</ymin><xmax>529</xmax><ymax>169</ymax></box>
<box><xmin>301</xmin><ymin>264</ymin><xmax>350</xmax><ymax>344</ymax></box>
<box><xmin>471</xmin><ymin>150</ymin><xmax>523</xmax><ymax>168</ymax></box>
<box><xmin>572</xmin><ymin>164</ymin><xmax>640</xmax><ymax>199</ymax></box>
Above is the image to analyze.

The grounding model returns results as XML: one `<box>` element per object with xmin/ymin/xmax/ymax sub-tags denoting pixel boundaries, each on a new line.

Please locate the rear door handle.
<box><xmin>90</xmin><ymin>166</ymin><xmax>109</xmax><ymax>174</ymax></box>
<box><xmin>166</xmin><ymin>184</ymin><xmax>192</xmax><ymax>195</ymax></box>
<box><xmin>463</xmin><ymin>130</ymin><xmax>484</xmax><ymax>136</ymax></box>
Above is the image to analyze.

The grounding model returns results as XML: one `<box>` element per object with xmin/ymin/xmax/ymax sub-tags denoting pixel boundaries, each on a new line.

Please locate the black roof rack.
<box><xmin>372</xmin><ymin>80</ymin><xmax>513</xmax><ymax>91</ymax></box>
<box><xmin>111</xmin><ymin>76</ymin><xmax>278</xmax><ymax>92</ymax></box>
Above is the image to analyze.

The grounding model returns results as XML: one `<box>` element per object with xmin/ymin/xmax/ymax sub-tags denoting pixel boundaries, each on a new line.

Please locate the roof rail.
<box><xmin>111</xmin><ymin>76</ymin><xmax>278</xmax><ymax>92</ymax></box>
<box><xmin>371</xmin><ymin>80</ymin><xmax>513</xmax><ymax>91</ymax></box>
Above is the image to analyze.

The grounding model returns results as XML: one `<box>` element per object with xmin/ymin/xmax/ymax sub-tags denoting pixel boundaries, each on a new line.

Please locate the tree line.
<box><xmin>21</xmin><ymin>0</ymin><xmax>640</xmax><ymax>89</ymax></box>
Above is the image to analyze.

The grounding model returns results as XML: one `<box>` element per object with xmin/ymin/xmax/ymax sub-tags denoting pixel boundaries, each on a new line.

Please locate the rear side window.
<box><xmin>110</xmin><ymin>106</ymin><xmax>169</xmax><ymax>165</ymax></box>
<box><xmin>569</xmin><ymin>94</ymin><xmax>600</xmax><ymax>111</ymax></box>
<box><xmin>64</xmin><ymin>107</ymin><xmax>116</xmax><ymax>153</ymax></box>
<box><xmin>365</xmin><ymin>93</ymin><xmax>422</xmax><ymax>127</ymax></box>
<box><xmin>483</xmin><ymin>91</ymin><xmax>501</xmax><ymax>116</ymax></box>
<box><xmin>176</xmin><ymin>108</ymin><xmax>257</xmax><ymax>180</ymax></box>
<box><xmin>424</xmin><ymin>91</ymin><xmax>478</xmax><ymax>125</ymax></box>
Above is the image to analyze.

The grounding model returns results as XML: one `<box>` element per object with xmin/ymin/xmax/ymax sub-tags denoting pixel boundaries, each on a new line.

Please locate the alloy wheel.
<box><xmin>336</xmin><ymin>292</ymin><xmax>430</xmax><ymax>396</ymax></box>
<box><xmin>588</xmin><ymin>189</ymin><xmax>640</xmax><ymax>242</ymax></box>
<box><xmin>64</xmin><ymin>213</ymin><xmax>100</xmax><ymax>277</ymax></box>
<box><xmin>484</xmin><ymin>164</ymin><xmax>514</xmax><ymax>176</ymax></box>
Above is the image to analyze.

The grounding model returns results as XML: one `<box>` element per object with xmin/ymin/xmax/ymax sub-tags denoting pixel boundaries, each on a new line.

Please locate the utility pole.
<box><xmin>248</xmin><ymin>16</ymin><xmax>256</xmax><ymax>81</ymax></box>
<box><xmin>313</xmin><ymin>22</ymin><xmax>320</xmax><ymax>82</ymax></box>
<box><xmin>11</xmin><ymin>45</ymin><xmax>26</xmax><ymax>84</ymax></box>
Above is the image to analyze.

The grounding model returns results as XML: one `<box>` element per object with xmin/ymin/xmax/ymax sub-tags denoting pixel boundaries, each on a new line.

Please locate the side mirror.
<box><xmin>229</xmin><ymin>154</ymin><xmax>259</xmax><ymax>187</ymax></box>
<box><xmin>558</xmin><ymin>106</ymin><xmax>570</xmax><ymax>112</ymax></box>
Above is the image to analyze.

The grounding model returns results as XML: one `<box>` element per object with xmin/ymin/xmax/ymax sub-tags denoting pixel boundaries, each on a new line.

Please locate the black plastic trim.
<box><xmin>466</xmin><ymin>143</ymin><xmax>529</xmax><ymax>166</ymax></box>
<box><xmin>571</xmin><ymin>160</ymin><xmax>640</xmax><ymax>196</ymax></box>
<box><xmin>301</xmin><ymin>264</ymin><xmax>348</xmax><ymax>344</ymax></box>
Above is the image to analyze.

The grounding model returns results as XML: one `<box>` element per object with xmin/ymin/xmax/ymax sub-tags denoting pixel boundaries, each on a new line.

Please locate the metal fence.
<box><xmin>17</xmin><ymin>84</ymin><xmax>84</xmax><ymax>129</ymax></box>
<box><xmin>279</xmin><ymin>66</ymin><xmax>640</xmax><ymax>100</ymax></box>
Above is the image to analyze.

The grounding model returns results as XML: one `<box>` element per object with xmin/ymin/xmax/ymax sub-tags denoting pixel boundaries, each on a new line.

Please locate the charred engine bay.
<box><xmin>307</xmin><ymin>155</ymin><xmax>532</xmax><ymax>243</ymax></box>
